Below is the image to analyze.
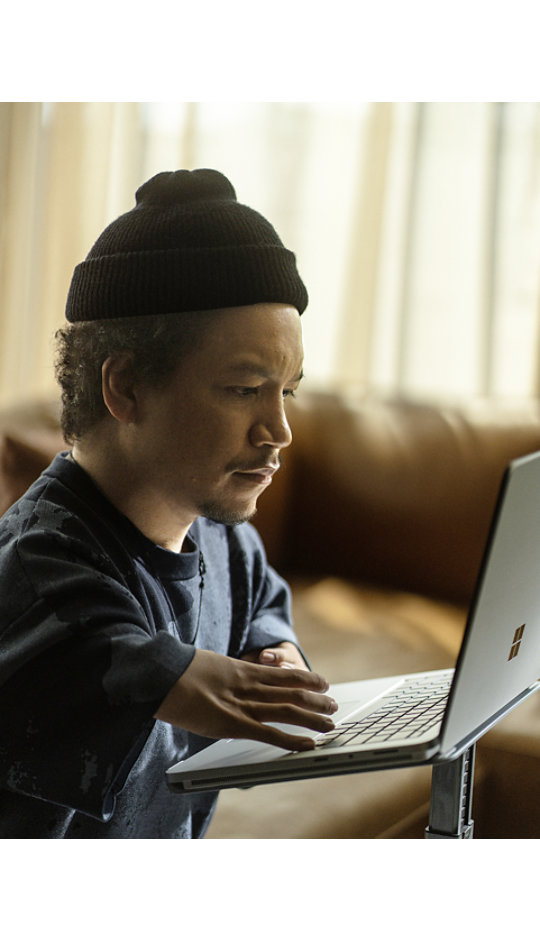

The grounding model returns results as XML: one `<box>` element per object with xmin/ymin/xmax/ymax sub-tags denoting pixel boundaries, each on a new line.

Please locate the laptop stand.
<box><xmin>424</xmin><ymin>744</ymin><xmax>476</xmax><ymax>838</ymax></box>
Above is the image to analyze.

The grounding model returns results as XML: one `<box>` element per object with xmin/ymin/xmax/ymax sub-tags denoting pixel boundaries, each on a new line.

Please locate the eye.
<box><xmin>230</xmin><ymin>386</ymin><xmax>259</xmax><ymax>397</ymax></box>
<box><xmin>283</xmin><ymin>388</ymin><xmax>297</xmax><ymax>399</ymax></box>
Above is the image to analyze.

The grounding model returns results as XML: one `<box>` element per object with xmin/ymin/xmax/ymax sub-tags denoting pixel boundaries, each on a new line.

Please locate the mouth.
<box><xmin>231</xmin><ymin>463</ymin><xmax>280</xmax><ymax>487</ymax></box>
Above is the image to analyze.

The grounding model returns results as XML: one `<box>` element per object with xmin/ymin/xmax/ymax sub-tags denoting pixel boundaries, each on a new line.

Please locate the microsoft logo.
<box><xmin>508</xmin><ymin>624</ymin><xmax>525</xmax><ymax>661</ymax></box>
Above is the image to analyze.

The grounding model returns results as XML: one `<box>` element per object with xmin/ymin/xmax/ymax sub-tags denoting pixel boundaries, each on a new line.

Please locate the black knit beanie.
<box><xmin>65</xmin><ymin>169</ymin><xmax>308</xmax><ymax>322</ymax></box>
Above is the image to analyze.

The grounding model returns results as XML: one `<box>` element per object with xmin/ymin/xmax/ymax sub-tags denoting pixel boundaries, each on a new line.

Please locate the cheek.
<box><xmin>174</xmin><ymin>413</ymin><xmax>241</xmax><ymax>468</ymax></box>
<box><xmin>147</xmin><ymin>394</ymin><xmax>249</xmax><ymax>468</ymax></box>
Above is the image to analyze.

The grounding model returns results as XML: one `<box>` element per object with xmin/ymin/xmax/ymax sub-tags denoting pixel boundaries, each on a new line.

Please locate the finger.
<box><xmin>258</xmin><ymin>648</ymin><xmax>290</xmax><ymax>665</ymax></box>
<box><xmin>260</xmin><ymin>688</ymin><xmax>339</xmax><ymax>717</ymax></box>
<box><xmin>236</xmin><ymin>717</ymin><xmax>318</xmax><ymax>752</ymax></box>
<box><xmin>255</xmin><ymin>664</ymin><xmax>331</xmax><ymax>692</ymax></box>
<box><xmin>253</xmin><ymin>703</ymin><xmax>336</xmax><ymax>734</ymax></box>
<box><xmin>258</xmin><ymin>649</ymin><xmax>280</xmax><ymax>664</ymax></box>
<box><xmin>258</xmin><ymin>644</ymin><xmax>308</xmax><ymax>670</ymax></box>
<box><xmin>240</xmin><ymin>673</ymin><xmax>338</xmax><ymax>715</ymax></box>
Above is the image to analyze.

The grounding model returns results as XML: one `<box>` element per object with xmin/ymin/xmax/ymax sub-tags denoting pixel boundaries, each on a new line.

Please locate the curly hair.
<box><xmin>54</xmin><ymin>311</ymin><xmax>218</xmax><ymax>443</ymax></box>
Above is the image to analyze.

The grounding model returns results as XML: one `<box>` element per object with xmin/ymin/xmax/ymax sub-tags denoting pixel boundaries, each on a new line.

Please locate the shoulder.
<box><xmin>0</xmin><ymin>455</ymin><xmax>138</xmax><ymax>599</ymax></box>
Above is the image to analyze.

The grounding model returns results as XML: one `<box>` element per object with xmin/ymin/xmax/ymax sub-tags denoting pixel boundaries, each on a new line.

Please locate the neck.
<box><xmin>72</xmin><ymin>432</ymin><xmax>194</xmax><ymax>553</ymax></box>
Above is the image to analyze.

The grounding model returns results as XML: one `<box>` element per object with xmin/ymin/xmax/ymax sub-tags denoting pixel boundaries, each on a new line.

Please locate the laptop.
<box><xmin>167</xmin><ymin>449</ymin><xmax>540</xmax><ymax>794</ymax></box>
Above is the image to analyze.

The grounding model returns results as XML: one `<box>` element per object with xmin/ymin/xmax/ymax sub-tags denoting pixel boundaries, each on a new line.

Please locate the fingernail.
<box><xmin>260</xmin><ymin>651</ymin><xmax>276</xmax><ymax>663</ymax></box>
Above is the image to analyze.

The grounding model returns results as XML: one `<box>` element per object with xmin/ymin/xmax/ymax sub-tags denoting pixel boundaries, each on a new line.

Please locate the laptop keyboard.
<box><xmin>315</xmin><ymin>673</ymin><xmax>453</xmax><ymax>749</ymax></box>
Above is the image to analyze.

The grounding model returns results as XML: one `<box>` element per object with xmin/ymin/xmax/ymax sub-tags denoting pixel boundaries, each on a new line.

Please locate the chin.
<box><xmin>198</xmin><ymin>499</ymin><xmax>258</xmax><ymax>527</ymax></box>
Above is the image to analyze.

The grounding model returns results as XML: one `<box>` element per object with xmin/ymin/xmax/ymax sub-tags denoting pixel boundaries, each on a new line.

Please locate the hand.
<box><xmin>242</xmin><ymin>641</ymin><xmax>308</xmax><ymax>670</ymax></box>
<box><xmin>154</xmin><ymin>648</ymin><xmax>337</xmax><ymax>751</ymax></box>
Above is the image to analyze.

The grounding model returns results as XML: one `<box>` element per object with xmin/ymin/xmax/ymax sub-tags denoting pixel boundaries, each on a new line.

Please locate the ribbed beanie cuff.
<box><xmin>65</xmin><ymin>169</ymin><xmax>308</xmax><ymax>322</ymax></box>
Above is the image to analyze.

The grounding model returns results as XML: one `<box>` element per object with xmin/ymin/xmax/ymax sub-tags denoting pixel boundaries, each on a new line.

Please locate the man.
<box><xmin>0</xmin><ymin>168</ymin><xmax>337</xmax><ymax>838</ymax></box>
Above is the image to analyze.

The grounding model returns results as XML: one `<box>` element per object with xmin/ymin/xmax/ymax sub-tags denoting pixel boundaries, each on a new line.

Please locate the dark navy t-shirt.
<box><xmin>0</xmin><ymin>454</ymin><xmax>298</xmax><ymax>838</ymax></box>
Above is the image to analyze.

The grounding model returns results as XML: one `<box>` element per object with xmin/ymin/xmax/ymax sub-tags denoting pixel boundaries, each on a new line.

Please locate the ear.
<box><xmin>101</xmin><ymin>353</ymin><xmax>139</xmax><ymax>424</ymax></box>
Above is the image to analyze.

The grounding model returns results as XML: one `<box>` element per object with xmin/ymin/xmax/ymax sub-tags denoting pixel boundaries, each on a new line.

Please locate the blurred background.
<box><xmin>1</xmin><ymin>100</ymin><xmax>539</xmax><ymax>411</ymax></box>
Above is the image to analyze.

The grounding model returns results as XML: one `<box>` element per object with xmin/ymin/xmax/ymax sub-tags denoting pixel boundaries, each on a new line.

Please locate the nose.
<box><xmin>249</xmin><ymin>398</ymin><xmax>293</xmax><ymax>450</ymax></box>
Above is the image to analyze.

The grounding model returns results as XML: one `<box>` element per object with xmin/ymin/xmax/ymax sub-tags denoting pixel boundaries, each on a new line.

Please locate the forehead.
<box><xmin>190</xmin><ymin>304</ymin><xmax>303</xmax><ymax>375</ymax></box>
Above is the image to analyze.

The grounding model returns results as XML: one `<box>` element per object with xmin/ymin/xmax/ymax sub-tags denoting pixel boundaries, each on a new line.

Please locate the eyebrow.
<box><xmin>225</xmin><ymin>362</ymin><xmax>304</xmax><ymax>384</ymax></box>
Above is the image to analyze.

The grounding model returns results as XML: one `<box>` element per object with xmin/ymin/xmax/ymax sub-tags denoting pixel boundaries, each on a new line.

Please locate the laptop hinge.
<box><xmin>439</xmin><ymin>681</ymin><xmax>540</xmax><ymax>760</ymax></box>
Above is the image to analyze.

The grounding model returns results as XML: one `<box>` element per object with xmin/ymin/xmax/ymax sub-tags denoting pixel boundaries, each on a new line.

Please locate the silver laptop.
<box><xmin>167</xmin><ymin>450</ymin><xmax>540</xmax><ymax>794</ymax></box>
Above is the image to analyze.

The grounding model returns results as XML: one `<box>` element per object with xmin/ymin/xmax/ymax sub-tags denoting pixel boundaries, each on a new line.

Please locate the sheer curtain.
<box><xmin>1</xmin><ymin>101</ymin><xmax>539</xmax><ymax>410</ymax></box>
<box><xmin>364</xmin><ymin>103</ymin><xmax>540</xmax><ymax>402</ymax></box>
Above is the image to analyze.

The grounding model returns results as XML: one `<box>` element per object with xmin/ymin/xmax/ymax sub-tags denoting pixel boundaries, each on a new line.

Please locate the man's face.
<box><xmin>134</xmin><ymin>303</ymin><xmax>303</xmax><ymax>536</ymax></box>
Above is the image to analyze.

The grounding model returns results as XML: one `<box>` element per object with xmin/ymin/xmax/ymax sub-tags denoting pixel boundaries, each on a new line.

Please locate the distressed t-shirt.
<box><xmin>0</xmin><ymin>454</ymin><xmax>298</xmax><ymax>837</ymax></box>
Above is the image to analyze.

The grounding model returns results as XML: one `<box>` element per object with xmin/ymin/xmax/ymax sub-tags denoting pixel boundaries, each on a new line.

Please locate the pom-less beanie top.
<box><xmin>65</xmin><ymin>168</ymin><xmax>308</xmax><ymax>322</ymax></box>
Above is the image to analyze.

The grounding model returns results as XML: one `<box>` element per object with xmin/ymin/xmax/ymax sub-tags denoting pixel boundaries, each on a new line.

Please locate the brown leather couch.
<box><xmin>2</xmin><ymin>391</ymin><xmax>540</xmax><ymax>838</ymax></box>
